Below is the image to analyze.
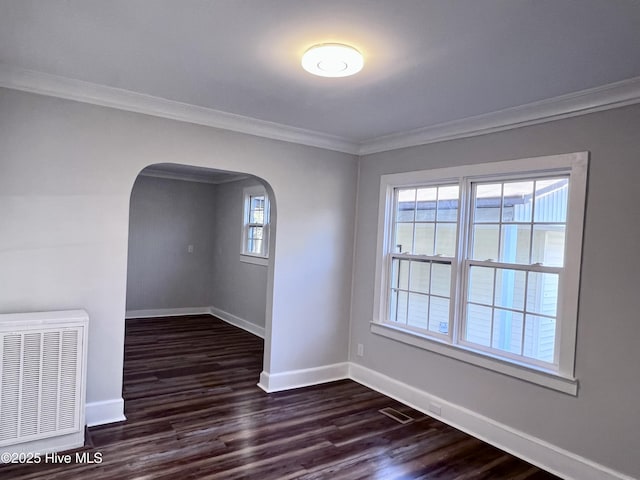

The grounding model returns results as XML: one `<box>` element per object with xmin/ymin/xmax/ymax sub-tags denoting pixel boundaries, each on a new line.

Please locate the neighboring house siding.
<box><xmin>397</xmin><ymin>183</ymin><xmax>568</xmax><ymax>361</ymax></box>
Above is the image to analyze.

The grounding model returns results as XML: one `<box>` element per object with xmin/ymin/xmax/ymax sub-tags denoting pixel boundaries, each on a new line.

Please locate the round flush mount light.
<box><xmin>301</xmin><ymin>43</ymin><xmax>364</xmax><ymax>78</ymax></box>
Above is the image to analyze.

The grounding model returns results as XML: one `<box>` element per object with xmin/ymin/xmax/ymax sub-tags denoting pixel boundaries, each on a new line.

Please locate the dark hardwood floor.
<box><xmin>0</xmin><ymin>315</ymin><xmax>560</xmax><ymax>479</ymax></box>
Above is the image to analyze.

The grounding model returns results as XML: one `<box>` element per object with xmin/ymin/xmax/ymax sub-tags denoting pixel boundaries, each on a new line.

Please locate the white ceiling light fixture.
<box><xmin>301</xmin><ymin>43</ymin><xmax>364</xmax><ymax>78</ymax></box>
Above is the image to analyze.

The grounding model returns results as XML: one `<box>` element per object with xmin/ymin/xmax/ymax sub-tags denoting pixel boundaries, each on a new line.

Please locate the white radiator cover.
<box><xmin>0</xmin><ymin>310</ymin><xmax>88</xmax><ymax>456</ymax></box>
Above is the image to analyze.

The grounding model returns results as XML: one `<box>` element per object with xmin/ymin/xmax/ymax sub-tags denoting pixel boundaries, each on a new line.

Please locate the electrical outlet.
<box><xmin>356</xmin><ymin>343</ymin><xmax>364</xmax><ymax>357</ymax></box>
<box><xmin>428</xmin><ymin>402</ymin><xmax>442</xmax><ymax>416</ymax></box>
<box><xmin>187</xmin><ymin>244</ymin><xmax>194</xmax><ymax>253</ymax></box>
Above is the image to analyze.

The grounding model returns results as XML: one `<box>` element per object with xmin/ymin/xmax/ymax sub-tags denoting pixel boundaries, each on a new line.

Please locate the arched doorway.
<box><xmin>123</xmin><ymin>163</ymin><xmax>276</xmax><ymax>411</ymax></box>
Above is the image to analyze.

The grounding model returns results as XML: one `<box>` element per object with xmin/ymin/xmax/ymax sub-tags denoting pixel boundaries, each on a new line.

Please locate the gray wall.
<box><xmin>0</xmin><ymin>87</ymin><xmax>357</xmax><ymax>410</ymax></box>
<box><xmin>351</xmin><ymin>104</ymin><xmax>640</xmax><ymax>477</ymax></box>
<box><xmin>126</xmin><ymin>175</ymin><xmax>217</xmax><ymax>311</ymax></box>
<box><xmin>212</xmin><ymin>178</ymin><xmax>269</xmax><ymax>328</ymax></box>
<box><xmin>127</xmin><ymin>176</ymin><xmax>275</xmax><ymax>328</ymax></box>
<box><xmin>125</xmin><ymin>174</ymin><xmax>269</xmax><ymax>329</ymax></box>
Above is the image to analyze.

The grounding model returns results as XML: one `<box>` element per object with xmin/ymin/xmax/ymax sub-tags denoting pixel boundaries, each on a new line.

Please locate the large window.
<box><xmin>372</xmin><ymin>153</ymin><xmax>588</xmax><ymax>394</ymax></box>
<box><xmin>242</xmin><ymin>185</ymin><xmax>270</xmax><ymax>261</ymax></box>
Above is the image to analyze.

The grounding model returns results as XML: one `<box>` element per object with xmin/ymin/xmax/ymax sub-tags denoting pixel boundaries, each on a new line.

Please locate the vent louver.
<box><xmin>379</xmin><ymin>407</ymin><xmax>414</xmax><ymax>424</ymax></box>
<box><xmin>0</xmin><ymin>311</ymin><xmax>87</xmax><ymax>453</ymax></box>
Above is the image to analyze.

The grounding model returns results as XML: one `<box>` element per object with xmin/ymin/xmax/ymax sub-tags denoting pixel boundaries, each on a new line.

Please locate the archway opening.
<box><xmin>123</xmin><ymin>163</ymin><xmax>276</xmax><ymax>409</ymax></box>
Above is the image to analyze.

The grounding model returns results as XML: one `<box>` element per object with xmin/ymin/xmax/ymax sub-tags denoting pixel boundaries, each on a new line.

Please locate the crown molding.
<box><xmin>139</xmin><ymin>167</ymin><xmax>250</xmax><ymax>185</ymax></box>
<box><xmin>1</xmin><ymin>64</ymin><xmax>639</xmax><ymax>158</ymax></box>
<box><xmin>0</xmin><ymin>64</ymin><xmax>359</xmax><ymax>155</ymax></box>
<box><xmin>358</xmin><ymin>75</ymin><xmax>640</xmax><ymax>155</ymax></box>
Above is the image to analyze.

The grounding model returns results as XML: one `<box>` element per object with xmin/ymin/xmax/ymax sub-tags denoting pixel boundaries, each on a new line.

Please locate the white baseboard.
<box><xmin>125</xmin><ymin>307</ymin><xmax>211</xmax><ymax>319</ymax></box>
<box><xmin>125</xmin><ymin>306</ymin><xmax>266</xmax><ymax>339</ymax></box>
<box><xmin>0</xmin><ymin>431</ymin><xmax>85</xmax><ymax>459</ymax></box>
<box><xmin>257</xmin><ymin>363</ymin><xmax>349</xmax><ymax>393</ymax></box>
<box><xmin>85</xmin><ymin>398</ymin><xmax>126</xmax><ymax>427</ymax></box>
<box><xmin>208</xmin><ymin>306</ymin><xmax>265</xmax><ymax>338</ymax></box>
<box><xmin>348</xmin><ymin>363</ymin><xmax>634</xmax><ymax>480</ymax></box>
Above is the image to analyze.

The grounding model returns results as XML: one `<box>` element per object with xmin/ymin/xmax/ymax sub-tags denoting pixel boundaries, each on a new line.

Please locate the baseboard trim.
<box><xmin>257</xmin><ymin>363</ymin><xmax>350</xmax><ymax>393</ymax></box>
<box><xmin>125</xmin><ymin>306</ymin><xmax>266</xmax><ymax>339</ymax></box>
<box><xmin>348</xmin><ymin>363</ymin><xmax>634</xmax><ymax>480</ymax></box>
<box><xmin>85</xmin><ymin>398</ymin><xmax>126</xmax><ymax>427</ymax></box>
<box><xmin>208</xmin><ymin>306</ymin><xmax>265</xmax><ymax>339</ymax></box>
<box><xmin>125</xmin><ymin>307</ymin><xmax>211</xmax><ymax>319</ymax></box>
<box><xmin>0</xmin><ymin>432</ymin><xmax>85</xmax><ymax>458</ymax></box>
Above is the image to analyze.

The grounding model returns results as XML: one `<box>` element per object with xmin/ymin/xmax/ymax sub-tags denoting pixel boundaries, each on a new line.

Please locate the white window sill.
<box><xmin>240</xmin><ymin>254</ymin><xmax>269</xmax><ymax>266</ymax></box>
<box><xmin>370</xmin><ymin>321</ymin><xmax>578</xmax><ymax>396</ymax></box>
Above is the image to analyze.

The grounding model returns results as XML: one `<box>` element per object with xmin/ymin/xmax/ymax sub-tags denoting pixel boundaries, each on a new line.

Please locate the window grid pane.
<box><xmin>395</xmin><ymin>185</ymin><xmax>459</xmax><ymax>256</ymax></box>
<box><xmin>389</xmin><ymin>257</ymin><xmax>451</xmax><ymax>335</ymax></box>
<box><xmin>471</xmin><ymin>177</ymin><xmax>568</xmax><ymax>266</ymax></box>
<box><xmin>247</xmin><ymin>226</ymin><xmax>264</xmax><ymax>254</ymax></box>
<box><xmin>465</xmin><ymin>265</ymin><xmax>559</xmax><ymax>362</ymax></box>
<box><xmin>249</xmin><ymin>195</ymin><xmax>265</xmax><ymax>225</ymax></box>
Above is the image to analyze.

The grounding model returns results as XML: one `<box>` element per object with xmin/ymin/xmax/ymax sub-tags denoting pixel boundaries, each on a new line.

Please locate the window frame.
<box><xmin>241</xmin><ymin>185</ymin><xmax>270</xmax><ymax>265</ymax></box>
<box><xmin>371</xmin><ymin>152</ymin><xmax>588</xmax><ymax>395</ymax></box>
<box><xmin>387</xmin><ymin>183</ymin><xmax>461</xmax><ymax>343</ymax></box>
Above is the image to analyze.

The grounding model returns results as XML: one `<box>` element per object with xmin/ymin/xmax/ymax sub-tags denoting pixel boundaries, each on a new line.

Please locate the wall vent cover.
<box><xmin>0</xmin><ymin>311</ymin><xmax>87</xmax><ymax>450</ymax></box>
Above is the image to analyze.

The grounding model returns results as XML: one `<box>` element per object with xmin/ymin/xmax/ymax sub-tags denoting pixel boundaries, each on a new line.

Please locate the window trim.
<box><xmin>372</xmin><ymin>152</ymin><xmax>588</xmax><ymax>395</ymax></box>
<box><xmin>241</xmin><ymin>185</ymin><xmax>270</xmax><ymax>261</ymax></box>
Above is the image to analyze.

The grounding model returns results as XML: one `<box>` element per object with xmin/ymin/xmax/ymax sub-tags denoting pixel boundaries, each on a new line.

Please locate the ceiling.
<box><xmin>1</xmin><ymin>0</ymin><xmax>639</xmax><ymax>150</ymax></box>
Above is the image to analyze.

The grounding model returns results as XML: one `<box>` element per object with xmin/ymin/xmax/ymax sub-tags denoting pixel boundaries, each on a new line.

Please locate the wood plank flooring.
<box><xmin>0</xmin><ymin>315</ymin><xmax>560</xmax><ymax>479</ymax></box>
